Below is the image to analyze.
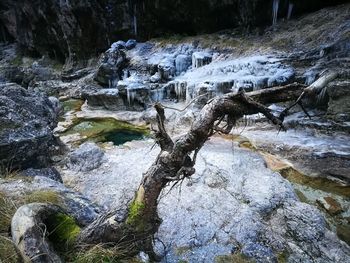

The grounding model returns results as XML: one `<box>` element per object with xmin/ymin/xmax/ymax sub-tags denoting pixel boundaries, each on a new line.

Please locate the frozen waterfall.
<box><xmin>272</xmin><ymin>0</ymin><xmax>280</xmax><ymax>26</ymax></box>
<box><xmin>287</xmin><ymin>3</ymin><xmax>294</xmax><ymax>20</ymax></box>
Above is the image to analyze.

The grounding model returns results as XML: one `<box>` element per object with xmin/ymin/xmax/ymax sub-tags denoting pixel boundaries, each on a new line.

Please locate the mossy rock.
<box><xmin>337</xmin><ymin>224</ymin><xmax>350</xmax><ymax>246</ymax></box>
<box><xmin>0</xmin><ymin>190</ymin><xmax>64</xmax><ymax>237</ymax></box>
<box><xmin>277</xmin><ymin>251</ymin><xmax>289</xmax><ymax>263</ymax></box>
<box><xmin>280</xmin><ymin>167</ymin><xmax>350</xmax><ymax>198</ymax></box>
<box><xmin>0</xmin><ymin>235</ymin><xmax>22</xmax><ymax>263</ymax></box>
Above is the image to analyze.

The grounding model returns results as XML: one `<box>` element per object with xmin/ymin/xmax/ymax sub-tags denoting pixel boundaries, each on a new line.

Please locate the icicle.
<box><xmin>174</xmin><ymin>82</ymin><xmax>187</xmax><ymax>100</ymax></box>
<box><xmin>272</xmin><ymin>0</ymin><xmax>280</xmax><ymax>26</ymax></box>
<box><xmin>133</xmin><ymin>4</ymin><xmax>137</xmax><ymax>37</ymax></box>
<box><xmin>287</xmin><ymin>3</ymin><xmax>294</xmax><ymax>20</ymax></box>
<box><xmin>152</xmin><ymin>87</ymin><xmax>165</xmax><ymax>102</ymax></box>
<box><xmin>127</xmin><ymin>88</ymin><xmax>135</xmax><ymax>105</ymax></box>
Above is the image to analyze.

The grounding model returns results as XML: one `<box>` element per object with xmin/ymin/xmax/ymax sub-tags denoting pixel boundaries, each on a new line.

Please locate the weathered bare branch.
<box><xmin>154</xmin><ymin>102</ymin><xmax>174</xmax><ymax>152</ymax></box>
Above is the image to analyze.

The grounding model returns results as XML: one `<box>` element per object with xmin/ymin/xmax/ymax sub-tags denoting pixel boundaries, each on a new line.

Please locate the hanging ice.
<box><xmin>192</xmin><ymin>52</ymin><xmax>212</xmax><ymax>68</ymax></box>
<box><xmin>173</xmin><ymin>55</ymin><xmax>295</xmax><ymax>102</ymax></box>
<box><xmin>133</xmin><ymin>3</ymin><xmax>137</xmax><ymax>36</ymax></box>
<box><xmin>272</xmin><ymin>0</ymin><xmax>280</xmax><ymax>26</ymax></box>
<box><xmin>151</xmin><ymin>87</ymin><xmax>165</xmax><ymax>102</ymax></box>
<box><xmin>127</xmin><ymin>88</ymin><xmax>136</xmax><ymax>105</ymax></box>
<box><xmin>287</xmin><ymin>3</ymin><xmax>294</xmax><ymax>20</ymax></box>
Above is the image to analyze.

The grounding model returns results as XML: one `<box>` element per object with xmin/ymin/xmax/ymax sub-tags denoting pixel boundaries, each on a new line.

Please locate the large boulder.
<box><xmin>94</xmin><ymin>48</ymin><xmax>127</xmax><ymax>86</ymax></box>
<box><xmin>0</xmin><ymin>83</ymin><xmax>60</xmax><ymax>170</ymax></box>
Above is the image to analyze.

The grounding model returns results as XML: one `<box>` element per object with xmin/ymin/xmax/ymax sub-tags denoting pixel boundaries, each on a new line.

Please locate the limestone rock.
<box><xmin>20</xmin><ymin>167</ymin><xmax>63</xmax><ymax>183</ymax></box>
<box><xmin>0</xmin><ymin>83</ymin><xmax>60</xmax><ymax>169</ymax></box>
<box><xmin>60</xmin><ymin>138</ymin><xmax>350</xmax><ymax>262</ymax></box>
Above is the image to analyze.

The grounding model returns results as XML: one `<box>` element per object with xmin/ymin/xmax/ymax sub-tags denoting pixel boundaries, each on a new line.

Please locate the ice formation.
<box><xmin>273</xmin><ymin>0</ymin><xmax>280</xmax><ymax>26</ymax></box>
<box><xmin>172</xmin><ymin>55</ymin><xmax>294</xmax><ymax>101</ymax></box>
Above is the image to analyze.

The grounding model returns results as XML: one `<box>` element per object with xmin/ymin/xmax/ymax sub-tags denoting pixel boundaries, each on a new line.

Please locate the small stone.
<box><xmin>316</xmin><ymin>196</ymin><xmax>343</xmax><ymax>215</ymax></box>
<box><xmin>126</xmin><ymin>39</ymin><xmax>137</xmax><ymax>50</ymax></box>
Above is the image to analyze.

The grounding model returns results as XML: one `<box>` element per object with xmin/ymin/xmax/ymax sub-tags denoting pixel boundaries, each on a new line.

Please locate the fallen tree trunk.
<box><xmin>76</xmin><ymin>82</ymin><xmax>309</xmax><ymax>258</ymax></box>
<box><xmin>64</xmin><ymin>72</ymin><xmax>339</xmax><ymax>260</ymax></box>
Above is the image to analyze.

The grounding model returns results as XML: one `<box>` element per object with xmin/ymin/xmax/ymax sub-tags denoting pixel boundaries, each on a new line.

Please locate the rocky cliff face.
<box><xmin>0</xmin><ymin>0</ymin><xmax>112</xmax><ymax>62</ymax></box>
<box><xmin>0</xmin><ymin>0</ymin><xmax>348</xmax><ymax>61</ymax></box>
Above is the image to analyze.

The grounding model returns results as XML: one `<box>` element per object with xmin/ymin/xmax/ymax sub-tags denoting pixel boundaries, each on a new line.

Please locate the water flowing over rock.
<box><xmin>0</xmin><ymin>83</ymin><xmax>60</xmax><ymax>170</ymax></box>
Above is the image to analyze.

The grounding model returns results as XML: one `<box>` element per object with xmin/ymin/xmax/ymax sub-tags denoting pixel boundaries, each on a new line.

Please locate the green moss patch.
<box><xmin>46</xmin><ymin>213</ymin><xmax>81</xmax><ymax>252</ymax></box>
<box><xmin>126</xmin><ymin>200</ymin><xmax>146</xmax><ymax>232</ymax></box>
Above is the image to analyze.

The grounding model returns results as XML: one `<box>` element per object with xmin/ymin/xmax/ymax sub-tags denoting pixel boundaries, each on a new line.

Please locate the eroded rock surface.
<box><xmin>0</xmin><ymin>83</ymin><xmax>60</xmax><ymax>170</ymax></box>
<box><xmin>58</xmin><ymin>137</ymin><xmax>350</xmax><ymax>262</ymax></box>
